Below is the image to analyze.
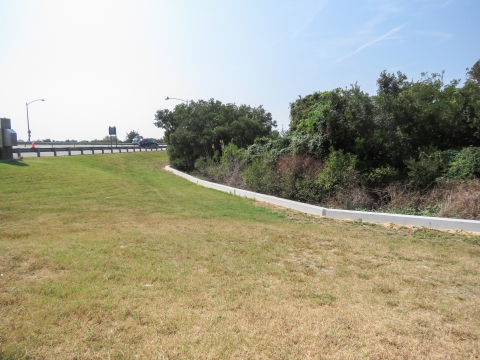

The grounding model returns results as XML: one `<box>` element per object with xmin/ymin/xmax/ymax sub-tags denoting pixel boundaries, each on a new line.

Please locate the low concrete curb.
<box><xmin>165</xmin><ymin>166</ymin><xmax>480</xmax><ymax>233</ymax></box>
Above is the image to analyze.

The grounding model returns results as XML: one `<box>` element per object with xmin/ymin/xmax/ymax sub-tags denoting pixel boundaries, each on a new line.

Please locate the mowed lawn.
<box><xmin>1</xmin><ymin>152</ymin><xmax>479</xmax><ymax>359</ymax></box>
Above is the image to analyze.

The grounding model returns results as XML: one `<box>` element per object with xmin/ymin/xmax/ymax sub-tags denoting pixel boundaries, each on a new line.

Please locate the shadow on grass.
<box><xmin>0</xmin><ymin>159</ymin><xmax>29</xmax><ymax>166</ymax></box>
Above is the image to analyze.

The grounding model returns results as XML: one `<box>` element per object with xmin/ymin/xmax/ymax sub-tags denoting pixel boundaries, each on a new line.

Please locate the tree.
<box><xmin>374</xmin><ymin>70</ymin><xmax>480</xmax><ymax>170</ymax></box>
<box><xmin>125</xmin><ymin>130</ymin><xmax>140</xmax><ymax>142</ymax></box>
<box><xmin>154</xmin><ymin>99</ymin><xmax>277</xmax><ymax>171</ymax></box>
<box><xmin>288</xmin><ymin>85</ymin><xmax>376</xmax><ymax>163</ymax></box>
<box><xmin>284</xmin><ymin>64</ymin><xmax>480</xmax><ymax>179</ymax></box>
<box><xmin>467</xmin><ymin>59</ymin><xmax>480</xmax><ymax>84</ymax></box>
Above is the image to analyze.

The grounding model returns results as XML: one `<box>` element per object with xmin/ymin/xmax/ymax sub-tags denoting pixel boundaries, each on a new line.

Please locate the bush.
<box><xmin>316</xmin><ymin>149</ymin><xmax>358</xmax><ymax>195</ymax></box>
<box><xmin>364</xmin><ymin>165</ymin><xmax>400</xmax><ymax>188</ymax></box>
<box><xmin>194</xmin><ymin>144</ymin><xmax>247</xmax><ymax>186</ymax></box>
<box><xmin>406</xmin><ymin>150</ymin><xmax>444</xmax><ymax>189</ymax></box>
<box><xmin>221</xmin><ymin>143</ymin><xmax>246</xmax><ymax>168</ymax></box>
<box><xmin>287</xmin><ymin>132</ymin><xmax>326</xmax><ymax>158</ymax></box>
<box><xmin>242</xmin><ymin>159</ymin><xmax>281</xmax><ymax>195</ymax></box>
<box><xmin>275</xmin><ymin>155</ymin><xmax>324</xmax><ymax>202</ymax></box>
<box><xmin>445</xmin><ymin>147</ymin><xmax>480</xmax><ymax>180</ymax></box>
<box><xmin>194</xmin><ymin>156</ymin><xmax>219</xmax><ymax>180</ymax></box>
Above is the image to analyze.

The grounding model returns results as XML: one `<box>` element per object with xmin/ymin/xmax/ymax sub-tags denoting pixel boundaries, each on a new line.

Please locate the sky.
<box><xmin>0</xmin><ymin>0</ymin><xmax>478</xmax><ymax>142</ymax></box>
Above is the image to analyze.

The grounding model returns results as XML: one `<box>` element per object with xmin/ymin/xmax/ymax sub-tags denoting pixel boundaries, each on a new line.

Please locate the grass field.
<box><xmin>1</xmin><ymin>152</ymin><xmax>479</xmax><ymax>359</ymax></box>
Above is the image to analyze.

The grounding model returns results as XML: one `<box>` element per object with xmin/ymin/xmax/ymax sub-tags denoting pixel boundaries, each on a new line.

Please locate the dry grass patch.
<box><xmin>1</xmin><ymin>153</ymin><xmax>480</xmax><ymax>359</ymax></box>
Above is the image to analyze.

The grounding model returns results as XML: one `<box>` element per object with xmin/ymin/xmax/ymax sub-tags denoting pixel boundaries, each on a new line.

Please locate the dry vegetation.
<box><xmin>1</xmin><ymin>153</ymin><xmax>480</xmax><ymax>359</ymax></box>
<box><xmin>287</xmin><ymin>161</ymin><xmax>480</xmax><ymax>220</ymax></box>
<box><xmin>198</xmin><ymin>152</ymin><xmax>480</xmax><ymax>219</ymax></box>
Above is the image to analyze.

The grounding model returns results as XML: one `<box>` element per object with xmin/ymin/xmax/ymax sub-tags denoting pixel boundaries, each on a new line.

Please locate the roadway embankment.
<box><xmin>165</xmin><ymin>165</ymin><xmax>480</xmax><ymax>233</ymax></box>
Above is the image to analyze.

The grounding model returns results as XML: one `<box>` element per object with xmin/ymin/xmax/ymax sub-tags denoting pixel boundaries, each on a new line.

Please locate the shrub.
<box><xmin>194</xmin><ymin>156</ymin><xmax>219</xmax><ymax>180</ymax></box>
<box><xmin>221</xmin><ymin>143</ymin><xmax>246</xmax><ymax>168</ymax></box>
<box><xmin>316</xmin><ymin>149</ymin><xmax>358</xmax><ymax>194</ymax></box>
<box><xmin>242</xmin><ymin>159</ymin><xmax>281</xmax><ymax>195</ymax></box>
<box><xmin>445</xmin><ymin>147</ymin><xmax>480</xmax><ymax>180</ymax></box>
<box><xmin>193</xmin><ymin>144</ymin><xmax>247</xmax><ymax>185</ymax></box>
<box><xmin>406</xmin><ymin>150</ymin><xmax>444</xmax><ymax>189</ymax></box>
<box><xmin>276</xmin><ymin>155</ymin><xmax>324</xmax><ymax>202</ymax></box>
<box><xmin>287</xmin><ymin>132</ymin><xmax>327</xmax><ymax>158</ymax></box>
<box><xmin>364</xmin><ymin>165</ymin><xmax>400</xmax><ymax>188</ymax></box>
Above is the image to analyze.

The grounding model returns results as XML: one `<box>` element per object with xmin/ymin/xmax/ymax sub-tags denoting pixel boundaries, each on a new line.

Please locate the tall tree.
<box><xmin>154</xmin><ymin>99</ymin><xmax>276</xmax><ymax>171</ymax></box>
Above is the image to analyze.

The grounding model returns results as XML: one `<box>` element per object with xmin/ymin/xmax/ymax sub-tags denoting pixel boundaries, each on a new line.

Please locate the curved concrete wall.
<box><xmin>165</xmin><ymin>166</ymin><xmax>480</xmax><ymax>233</ymax></box>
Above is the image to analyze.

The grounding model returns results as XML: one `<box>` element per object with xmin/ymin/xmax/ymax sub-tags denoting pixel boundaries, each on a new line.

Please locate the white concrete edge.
<box><xmin>165</xmin><ymin>165</ymin><xmax>480</xmax><ymax>233</ymax></box>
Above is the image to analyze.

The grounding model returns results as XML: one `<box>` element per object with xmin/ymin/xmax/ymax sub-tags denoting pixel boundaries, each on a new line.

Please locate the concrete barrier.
<box><xmin>165</xmin><ymin>166</ymin><xmax>480</xmax><ymax>233</ymax></box>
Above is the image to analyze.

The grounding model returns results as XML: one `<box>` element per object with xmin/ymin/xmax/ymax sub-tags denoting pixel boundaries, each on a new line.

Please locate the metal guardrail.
<box><xmin>15</xmin><ymin>145</ymin><xmax>167</xmax><ymax>157</ymax></box>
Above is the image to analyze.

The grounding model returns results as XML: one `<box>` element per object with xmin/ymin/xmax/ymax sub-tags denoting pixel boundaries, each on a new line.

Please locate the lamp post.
<box><xmin>165</xmin><ymin>96</ymin><xmax>189</xmax><ymax>106</ymax></box>
<box><xmin>26</xmin><ymin>99</ymin><xmax>45</xmax><ymax>142</ymax></box>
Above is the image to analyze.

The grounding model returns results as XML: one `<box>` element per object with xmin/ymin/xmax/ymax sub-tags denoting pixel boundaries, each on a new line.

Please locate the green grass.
<box><xmin>1</xmin><ymin>153</ymin><xmax>480</xmax><ymax>359</ymax></box>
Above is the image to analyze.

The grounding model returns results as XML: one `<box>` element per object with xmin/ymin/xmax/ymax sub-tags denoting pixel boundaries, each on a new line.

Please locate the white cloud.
<box><xmin>334</xmin><ymin>24</ymin><xmax>406</xmax><ymax>63</ymax></box>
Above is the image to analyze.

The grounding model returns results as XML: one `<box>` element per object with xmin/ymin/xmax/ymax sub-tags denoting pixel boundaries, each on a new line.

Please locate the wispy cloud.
<box><xmin>334</xmin><ymin>24</ymin><xmax>406</xmax><ymax>63</ymax></box>
<box><xmin>291</xmin><ymin>0</ymin><xmax>329</xmax><ymax>38</ymax></box>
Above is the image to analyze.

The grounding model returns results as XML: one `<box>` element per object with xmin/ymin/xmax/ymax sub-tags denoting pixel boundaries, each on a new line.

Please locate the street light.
<box><xmin>165</xmin><ymin>96</ymin><xmax>189</xmax><ymax>106</ymax></box>
<box><xmin>26</xmin><ymin>99</ymin><xmax>45</xmax><ymax>142</ymax></box>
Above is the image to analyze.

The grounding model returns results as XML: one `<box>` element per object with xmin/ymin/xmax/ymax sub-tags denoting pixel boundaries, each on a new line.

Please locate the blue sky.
<box><xmin>0</xmin><ymin>0</ymin><xmax>478</xmax><ymax>141</ymax></box>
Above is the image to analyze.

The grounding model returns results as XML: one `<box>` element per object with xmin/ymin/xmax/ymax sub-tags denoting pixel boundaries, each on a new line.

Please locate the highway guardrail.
<box><xmin>16</xmin><ymin>145</ymin><xmax>167</xmax><ymax>157</ymax></box>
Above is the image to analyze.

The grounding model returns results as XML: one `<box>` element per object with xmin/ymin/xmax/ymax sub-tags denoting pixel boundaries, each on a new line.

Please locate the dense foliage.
<box><xmin>288</xmin><ymin>69</ymin><xmax>480</xmax><ymax>172</ymax></box>
<box><xmin>193</xmin><ymin>60</ymin><xmax>480</xmax><ymax>219</ymax></box>
<box><xmin>154</xmin><ymin>99</ymin><xmax>277</xmax><ymax>171</ymax></box>
<box><xmin>247</xmin><ymin>61</ymin><xmax>480</xmax><ymax>188</ymax></box>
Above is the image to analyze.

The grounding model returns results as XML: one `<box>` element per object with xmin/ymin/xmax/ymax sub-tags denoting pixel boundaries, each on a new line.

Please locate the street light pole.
<box><xmin>165</xmin><ymin>96</ymin><xmax>189</xmax><ymax>106</ymax></box>
<box><xmin>26</xmin><ymin>99</ymin><xmax>45</xmax><ymax>142</ymax></box>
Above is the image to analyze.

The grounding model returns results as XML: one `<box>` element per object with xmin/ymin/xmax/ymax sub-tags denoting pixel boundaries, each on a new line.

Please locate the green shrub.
<box><xmin>193</xmin><ymin>144</ymin><xmax>247</xmax><ymax>183</ymax></box>
<box><xmin>221</xmin><ymin>143</ymin><xmax>246</xmax><ymax>168</ymax></box>
<box><xmin>242</xmin><ymin>159</ymin><xmax>281</xmax><ymax>195</ymax></box>
<box><xmin>445</xmin><ymin>147</ymin><xmax>480</xmax><ymax>180</ymax></box>
<box><xmin>194</xmin><ymin>156</ymin><xmax>218</xmax><ymax>179</ymax></box>
<box><xmin>406</xmin><ymin>150</ymin><xmax>444</xmax><ymax>189</ymax></box>
<box><xmin>317</xmin><ymin>149</ymin><xmax>358</xmax><ymax>194</ymax></box>
<box><xmin>287</xmin><ymin>132</ymin><xmax>326</xmax><ymax>157</ymax></box>
<box><xmin>364</xmin><ymin>165</ymin><xmax>400</xmax><ymax>188</ymax></box>
<box><xmin>295</xmin><ymin>177</ymin><xmax>323</xmax><ymax>204</ymax></box>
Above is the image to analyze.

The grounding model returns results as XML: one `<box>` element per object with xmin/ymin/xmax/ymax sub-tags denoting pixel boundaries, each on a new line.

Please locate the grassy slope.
<box><xmin>0</xmin><ymin>153</ymin><xmax>479</xmax><ymax>359</ymax></box>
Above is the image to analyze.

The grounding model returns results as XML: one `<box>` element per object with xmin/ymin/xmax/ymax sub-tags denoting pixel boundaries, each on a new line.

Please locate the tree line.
<box><xmin>154</xmin><ymin>60</ymin><xmax>480</xmax><ymax>219</ymax></box>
